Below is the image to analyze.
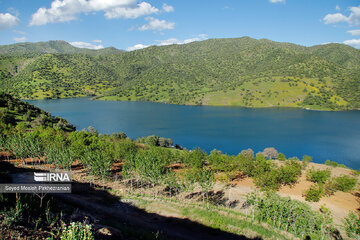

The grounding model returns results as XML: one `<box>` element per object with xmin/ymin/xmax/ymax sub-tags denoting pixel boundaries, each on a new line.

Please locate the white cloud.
<box><xmin>323</xmin><ymin>6</ymin><xmax>360</xmax><ymax>27</ymax></box>
<box><xmin>126</xmin><ymin>43</ymin><xmax>150</xmax><ymax>51</ymax></box>
<box><xmin>156</xmin><ymin>38</ymin><xmax>180</xmax><ymax>45</ymax></box>
<box><xmin>127</xmin><ymin>34</ymin><xmax>208</xmax><ymax>51</ymax></box>
<box><xmin>138</xmin><ymin>17</ymin><xmax>174</xmax><ymax>31</ymax></box>
<box><xmin>156</xmin><ymin>34</ymin><xmax>207</xmax><ymax>46</ymax></box>
<box><xmin>336</xmin><ymin>5</ymin><xmax>340</xmax><ymax>11</ymax></box>
<box><xmin>0</xmin><ymin>12</ymin><xmax>20</xmax><ymax>30</ymax></box>
<box><xmin>93</xmin><ymin>39</ymin><xmax>102</xmax><ymax>43</ymax></box>
<box><xmin>269</xmin><ymin>0</ymin><xmax>285</xmax><ymax>3</ymax></box>
<box><xmin>29</xmin><ymin>0</ymin><xmax>159</xmax><ymax>26</ymax></box>
<box><xmin>162</xmin><ymin>3</ymin><xmax>174</xmax><ymax>13</ymax></box>
<box><xmin>14</xmin><ymin>36</ymin><xmax>27</xmax><ymax>42</ymax></box>
<box><xmin>321</xmin><ymin>42</ymin><xmax>335</xmax><ymax>45</ymax></box>
<box><xmin>348</xmin><ymin>6</ymin><xmax>360</xmax><ymax>27</ymax></box>
<box><xmin>323</xmin><ymin>13</ymin><xmax>348</xmax><ymax>24</ymax></box>
<box><xmin>86</xmin><ymin>0</ymin><xmax>135</xmax><ymax>10</ymax></box>
<box><xmin>155</xmin><ymin>34</ymin><xmax>207</xmax><ymax>45</ymax></box>
<box><xmin>13</xmin><ymin>29</ymin><xmax>25</xmax><ymax>34</ymax></box>
<box><xmin>70</xmin><ymin>41</ymin><xmax>104</xmax><ymax>49</ymax></box>
<box><xmin>343</xmin><ymin>39</ymin><xmax>360</xmax><ymax>48</ymax></box>
<box><xmin>104</xmin><ymin>2</ymin><xmax>158</xmax><ymax>19</ymax></box>
<box><xmin>348</xmin><ymin>29</ymin><xmax>360</xmax><ymax>36</ymax></box>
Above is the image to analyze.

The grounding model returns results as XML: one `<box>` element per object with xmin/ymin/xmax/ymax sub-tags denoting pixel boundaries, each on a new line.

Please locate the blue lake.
<box><xmin>27</xmin><ymin>98</ymin><xmax>360</xmax><ymax>170</ymax></box>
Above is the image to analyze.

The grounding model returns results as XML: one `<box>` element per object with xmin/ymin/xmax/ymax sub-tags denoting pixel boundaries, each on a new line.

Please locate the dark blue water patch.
<box><xmin>27</xmin><ymin>98</ymin><xmax>360</xmax><ymax>170</ymax></box>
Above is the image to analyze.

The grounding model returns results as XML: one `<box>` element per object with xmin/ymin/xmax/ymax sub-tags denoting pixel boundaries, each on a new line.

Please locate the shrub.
<box><xmin>82</xmin><ymin>148</ymin><xmax>113</xmax><ymax>178</ymax></box>
<box><xmin>306</xmin><ymin>168</ymin><xmax>331</xmax><ymax>184</ymax></box>
<box><xmin>184</xmin><ymin>148</ymin><xmax>207</xmax><ymax>169</ymax></box>
<box><xmin>278</xmin><ymin>160</ymin><xmax>302</xmax><ymax>185</ymax></box>
<box><xmin>111</xmin><ymin>132</ymin><xmax>127</xmax><ymax>140</ymax></box>
<box><xmin>247</xmin><ymin>192</ymin><xmax>334</xmax><ymax>239</ymax></box>
<box><xmin>253</xmin><ymin>170</ymin><xmax>280</xmax><ymax>191</ymax></box>
<box><xmin>352</xmin><ymin>170</ymin><xmax>360</xmax><ymax>177</ymax></box>
<box><xmin>60</xmin><ymin>221</ymin><xmax>94</xmax><ymax>240</ymax></box>
<box><xmin>239</xmin><ymin>148</ymin><xmax>254</xmax><ymax>160</ymax></box>
<box><xmin>158</xmin><ymin>137</ymin><xmax>173</xmax><ymax>147</ymax></box>
<box><xmin>277</xmin><ymin>153</ymin><xmax>286</xmax><ymax>161</ymax></box>
<box><xmin>136</xmin><ymin>135</ymin><xmax>159</xmax><ymax>146</ymax></box>
<box><xmin>45</xmin><ymin>144</ymin><xmax>74</xmax><ymax>170</ymax></box>
<box><xmin>263</xmin><ymin>147</ymin><xmax>278</xmax><ymax>160</ymax></box>
<box><xmin>304</xmin><ymin>184</ymin><xmax>324</xmax><ymax>202</ymax></box>
<box><xmin>114</xmin><ymin>139</ymin><xmax>137</xmax><ymax>160</ymax></box>
<box><xmin>325</xmin><ymin>160</ymin><xmax>338</xmax><ymax>167</ymax></box>
<box><xmin>238</xmin><ymin>155</ymin><xmax>256</xmax><ymax>177</ymax></box>
<box><xmin>338</xmin><ymin>164</ymin><xmax>347</xmax><ymax>169</ymax></box>
<box><xmin>252</xmin><ymin>154</ymin><xmax>271</xmax><ymax>176</ymax></box>
<box><xmin>301</xmin><ymin>155</ymin><xmax>312</xmax><ymax>169</ymax></box>
<box><xmin>329</xmin><ymin>175</ymin><xmax>357</xmax><ymax>192</ymax></box>
<box><xmin>343</xmin><ymin>211</ymin><xmax>360</xmax><ymax>239</ymax></box>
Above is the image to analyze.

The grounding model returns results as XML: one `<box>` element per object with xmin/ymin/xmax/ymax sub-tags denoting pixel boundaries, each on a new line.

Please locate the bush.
<box><xmin>208</xmin><ymin>150</ymin><xmax>238</xmax><ymax>172</ymax></box>
<box><xmin>301</xmin><ymin>155</ymin><xmax>312</xmax><ymax>169</ymax></box>
<box><xmin>343</xmin><ymin>211</ymin><xmax>360</xmax><ymax>239</ymax></box>
<box><xmin>60</xmin><ymin>221</ymin><xmax>94</xmax><ymax>240</ymax></box>
<box><xmin>237</xmin><ymin>155</ymin><xmax>256</xmax><ymax>177</ymax></box>
<box><xmin>352</xmin><ymin>170</ymin><xmax>360</xmax><ymax>177</ymax></box>
<box><xmin>278</xmin><ymin>160</ymin><xmax>302</xmax><ymax>185</ymax></box>
<box><xmin>306</xmin><ymin>168</ymin><xmax>331</xmax><ymax>184</ymax></box>
<box><xmin>263</xmin><ymin>147</ymin><xmax>278</xmax><ymax>160</ymax></box>
<box><xmin>111</xmin><ymin>132</ymin><xmax>127</xmax><ymax>140</ymax></box>
<box><xmin>45</xmin><ymin>144</ymin><xmax>74</xmax><ymax>170</ymax></box>
<box><xmin>325</xmin><ymin>160</ymin><xmax>338</xmax><ymax>167</ymax></box>
<box><xmin>184</xmin><ymin>148</ymin><xmax>207</xmax><ymax>169</ymax></box>
<box><xmin>329</xmin><ymin>175</ymin><xmax>357</xmax><ymax>192</ymax></box>
<box><xmin>247</xmin><ymin>193</ymin><xmax>334</xmax><ymax>239</ymax></box>
<box><xmin>250</xmin><ymin>158</ymin><xmax>270</xmax><ymax>179</ymax></box>
<box><xmin>82</xmin><ymin>148</ymin><xmax>113</xmax><ymax>178</ymax></box>
<box><xmin>137</xmin><ymin>135</ymin><xmax>159</xmax><ymax>146</ymax></box>
<box><xmin>158</xmin><ymin>137</ymin><xmax>173</xmax><ymax>147</ymax></box>
<box><xmin>304</xmin><ymin>184</ymin><xmax>324</xmax><ymax>202</ymax></box>
<box><xmin>114</xmin><ymin>139</ymin><xmax>137</xmax><ymax>160</ymax></box>
<box><xmin>239</xmin><ymin>148</ymin><xmax>254</xmax><ymax>160</ymax></box>
<box><xmin>277</xmin><ymin>153</ymin><xmax>286</xmax><ymax>161</ymax></box>
<box><xmin>253</xmin><ymin>170</ymin><xmax>280</xmax><ymax>191</ymax></box>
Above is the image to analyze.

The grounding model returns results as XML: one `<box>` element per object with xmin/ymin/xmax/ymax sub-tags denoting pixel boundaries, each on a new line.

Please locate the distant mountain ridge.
<box><xmin>0</xmin><ymin>37</ymin><xmax>359</xmax><ymax>110</ymax></box>
<box><xmin>0</xmin><ymin>40</ymin><xmax>123</xmax><ymax>55</ymax></box>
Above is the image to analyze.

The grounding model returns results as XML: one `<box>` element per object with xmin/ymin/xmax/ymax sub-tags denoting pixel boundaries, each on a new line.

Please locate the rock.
<box><xmin>96</xmin><ymin>226</ymin><xmax>123</xmax><ymax>240</ymax></box>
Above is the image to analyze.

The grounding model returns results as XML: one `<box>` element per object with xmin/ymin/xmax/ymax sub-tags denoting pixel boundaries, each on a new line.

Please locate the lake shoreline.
<box><xmin>27</xmin><ymin>97</ymin><xmax>360</xmax><ymax>170</ymax></box>
<box><xmin>92</xmin><ymin>96</ymin><xmax>355</xmax><ymax>112</ymax></box>
<box><xmin>21</xmin><ymin>95</ymin><xmax>358</xmax><ymax>112</ymax></box>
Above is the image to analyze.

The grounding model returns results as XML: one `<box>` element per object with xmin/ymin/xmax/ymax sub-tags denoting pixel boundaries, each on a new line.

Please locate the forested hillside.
<box><xmin>1</xmin><ymin>37</ymin><xmax>359</xmax><ymax>110</ymax></box>
<box><xmin>0</xmin><ymin>40</ymin><xmax>122</xmax><ymax>55</ymax></box>
<box><xmin>0</xmin><ymin>92</ymin><xmax>75</xmax><ymax>132</ymax></box>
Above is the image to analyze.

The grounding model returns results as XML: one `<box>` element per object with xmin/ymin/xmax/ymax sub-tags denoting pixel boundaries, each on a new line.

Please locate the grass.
<box><xmin>124</xmin><ymin>194</ymin><xmax>291</xmax><ymax>240</ymax></box>
<box><xmin>181</xmin><ymin>207</ymin><xmax>289</xmax><ymax>240</ymax></box>
<box><xmin>203</xmin><ymin>76</ymin><xmax>347</xmax><ymax>110</ymax></box>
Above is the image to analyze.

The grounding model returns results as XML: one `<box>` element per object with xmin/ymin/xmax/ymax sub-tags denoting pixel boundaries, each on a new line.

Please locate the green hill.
<box><xmin>0</xmin><ymin>92</ymin><xmax>75</xmax><ymax>132</ymax></box>
<box><xmin>0</xmin><ymin>37</ymin><xmax>359</xmax><ymax>110</ymax></box>
<box><xmin>0</xmin><ymin>40</ymin><xmax>123</xmax><ymax>55</ymax></box>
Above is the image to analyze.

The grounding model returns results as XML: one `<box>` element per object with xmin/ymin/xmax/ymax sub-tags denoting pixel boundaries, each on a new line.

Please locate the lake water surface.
<box><xmin>27</xmin><ymin>98</ymin><xmax>360</xmax><ymax>169</ymax></box>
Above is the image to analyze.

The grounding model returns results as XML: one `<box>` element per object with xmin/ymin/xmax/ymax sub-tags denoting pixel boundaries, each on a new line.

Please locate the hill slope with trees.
<box><xmin>0</xmin><ymin>37</ymin><xmax>359</xmax><ymax>110</ymax></box>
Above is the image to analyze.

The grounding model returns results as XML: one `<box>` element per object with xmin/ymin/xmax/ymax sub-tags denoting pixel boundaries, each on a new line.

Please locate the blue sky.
<box><xmin>0</xmin><ymin>0</ymin><xmax>359</xmax><ymax>50</ymax></box>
